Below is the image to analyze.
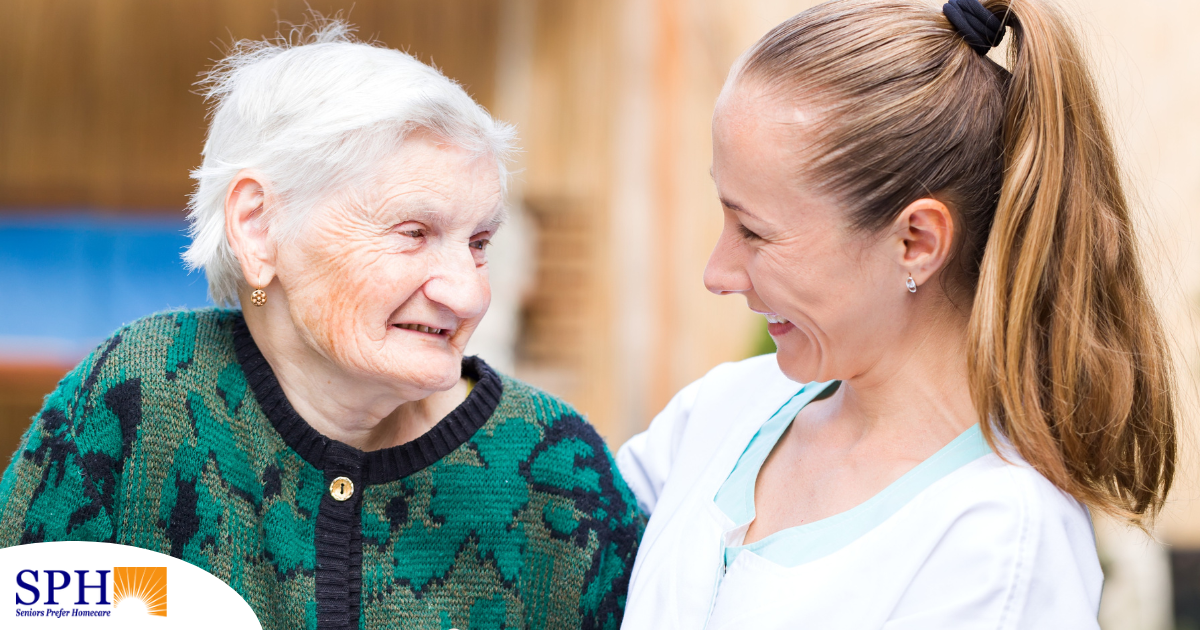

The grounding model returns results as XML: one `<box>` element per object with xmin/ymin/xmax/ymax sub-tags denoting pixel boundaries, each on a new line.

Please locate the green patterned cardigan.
<box><xmin>0</xmin><ymin>309</ymin><xmax>643</xmax><ymax>629</ymax></box>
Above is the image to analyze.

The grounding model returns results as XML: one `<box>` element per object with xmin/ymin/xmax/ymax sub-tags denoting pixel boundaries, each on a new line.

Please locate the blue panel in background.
<box><xmin>0</xmin><ymin>213</ymin><xmax>214</xmax><ymax>361</ymax></box>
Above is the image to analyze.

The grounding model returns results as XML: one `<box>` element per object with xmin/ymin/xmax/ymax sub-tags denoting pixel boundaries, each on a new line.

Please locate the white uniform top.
<box><xmin>616</xmin><ymin>354</ymin><xmax>1102</xmax><ymax>630</ymax></box>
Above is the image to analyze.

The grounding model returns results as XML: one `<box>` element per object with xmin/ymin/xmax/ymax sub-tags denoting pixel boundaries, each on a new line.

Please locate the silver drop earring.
<box><xmin>906</xmin><ymin>274</ymin><xmax>917</xmax><ymax>293</ymax></box>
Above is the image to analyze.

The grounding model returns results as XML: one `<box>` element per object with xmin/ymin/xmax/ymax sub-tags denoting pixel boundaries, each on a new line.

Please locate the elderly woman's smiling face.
<box><xmin>266</xmin><ymin>132</ymin><xmax>502</xmax><ymax>399</ymax></box>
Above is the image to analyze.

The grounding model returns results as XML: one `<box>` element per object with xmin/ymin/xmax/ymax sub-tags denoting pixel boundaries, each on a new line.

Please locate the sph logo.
<box><xmin>14</xmin><ymin>566</ymin><xmax>167</xmax><ymax>619</ymax></box>
<box><xmin>16</xmin><ymin>570</ymin><xmax>110</xmax><ymax>605</ymax></box>
<box><xmin>2</xmin><ymin>542</ymin><xmax>254</xmax><ymax>626</ymax></box>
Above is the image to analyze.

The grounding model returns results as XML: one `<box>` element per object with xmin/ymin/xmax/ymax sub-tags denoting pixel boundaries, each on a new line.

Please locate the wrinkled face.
<box><xmin>273</xmin><ymin>133</ymin><xmax>502</xmax><ymax>397</ymax></box>
<box><xmin>706</xmin><ymin>83</ymin><xmax>911</xmax><ymax>384</ymax></box>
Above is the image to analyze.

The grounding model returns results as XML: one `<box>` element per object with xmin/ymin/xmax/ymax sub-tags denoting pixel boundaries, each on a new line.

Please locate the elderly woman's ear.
<box><xmin>224</xmin><ymin>170</ymin><xmax>278</xmax><ymax>298</ymax></box>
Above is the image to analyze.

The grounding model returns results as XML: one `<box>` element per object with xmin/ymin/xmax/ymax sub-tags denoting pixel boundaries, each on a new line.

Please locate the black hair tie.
<box><xmin>943</xmin><ymin>0</ymin><xmax>1005</xmax><ymax>55</ymax></box>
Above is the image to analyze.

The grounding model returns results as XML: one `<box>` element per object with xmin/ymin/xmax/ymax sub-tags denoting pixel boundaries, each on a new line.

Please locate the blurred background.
<box><xmin>0</xmin><ymin>0</ymin><xmax>1196</xmax><ymax>627</ymax></box>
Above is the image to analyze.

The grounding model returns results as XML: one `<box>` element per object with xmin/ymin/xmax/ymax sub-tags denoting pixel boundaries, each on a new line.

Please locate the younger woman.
<box><xmin>618</xmin><ymin>0</ymin><xmax>1177</xmax><ymax>627</ymax></box>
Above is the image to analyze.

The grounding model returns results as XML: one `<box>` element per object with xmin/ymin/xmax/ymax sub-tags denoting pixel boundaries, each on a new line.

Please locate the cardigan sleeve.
<box><xmin>0</xmin><ymin>350</ymin><xmax>118</xmax><ymax>546</ymax></box>
<box><xmin>580</xmin><ymin>457</ymin><xmax>646</xmax><ymax>630</ymax></box>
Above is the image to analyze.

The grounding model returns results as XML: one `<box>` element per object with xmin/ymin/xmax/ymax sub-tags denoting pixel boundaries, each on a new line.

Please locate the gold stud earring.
<box><xmin>251</xmin><ymin>289</ymin><xmax>267</xmax><ymax>307</ymax></box>
<box><xmin>906</xmin><ymin>275</ymin><xmax>917</xmax><ymax>293</ymax></box>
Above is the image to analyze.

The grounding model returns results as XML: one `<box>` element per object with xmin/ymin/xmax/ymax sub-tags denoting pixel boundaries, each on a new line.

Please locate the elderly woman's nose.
<box><xmin>422</xmin><ymin>248</ymin><xmax>489</xmax><ymax>317</ymax></box>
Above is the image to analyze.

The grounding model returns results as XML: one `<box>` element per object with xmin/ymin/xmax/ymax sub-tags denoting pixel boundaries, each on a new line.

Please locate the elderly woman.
<box><xmin>0</xmin><ymin>24</ymin><xmax>640</xmax><ymax>630</ymax></box>
<box><xmin>618</xmin><ymin>0</ymin><xmax>1176</xmax><ymax>628</ymax></box>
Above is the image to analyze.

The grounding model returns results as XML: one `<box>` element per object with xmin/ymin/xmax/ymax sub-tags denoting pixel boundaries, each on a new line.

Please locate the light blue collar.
<box><xmin>714</xmin><ymin>383</ymin><xmax>992</xmax><ymax>568</ymax></box>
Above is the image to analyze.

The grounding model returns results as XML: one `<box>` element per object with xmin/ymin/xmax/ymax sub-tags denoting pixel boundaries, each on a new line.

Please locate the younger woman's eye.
<box><xmin>738</xmin><ymin>224</ymin><xmax>762</xmax><ymax>241</ymax></box>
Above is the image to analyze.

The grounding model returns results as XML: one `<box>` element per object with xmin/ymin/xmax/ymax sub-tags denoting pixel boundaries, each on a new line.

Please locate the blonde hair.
<box><xmin>739</xmin><ymin>0</ymin><xmax>1176</xmax><ymax>522</ymax></box>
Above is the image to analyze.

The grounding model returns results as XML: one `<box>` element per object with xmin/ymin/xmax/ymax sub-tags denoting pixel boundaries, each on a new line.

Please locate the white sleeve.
<box><xmin>884</xmin><ymin>469</ymin><xmax>1102</xmax><ymax>630</ymax></box>
<box><xmin>1013</xmin><ymin>498</ymin><xmax>1103</xmax><ymax>628</ymax></box>
<box><xmin>616</xmin><ymin>378</ymin><xmax>702</xmax><ymax>517</ymax></box>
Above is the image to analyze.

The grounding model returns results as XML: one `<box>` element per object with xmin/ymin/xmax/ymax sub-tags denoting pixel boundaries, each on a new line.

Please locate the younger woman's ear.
<box><xmin>224</xmin><ymin>170</ymin><xmax>276</xmax><ymax>289</ymax></box>
<box><xmin>893</xmin><ymin>197</ymin><xmax>955</xmax><ymax>287</ymax></box>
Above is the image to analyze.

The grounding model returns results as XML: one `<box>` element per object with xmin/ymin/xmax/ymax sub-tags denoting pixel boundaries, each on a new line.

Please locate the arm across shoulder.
<box><xmin>617</xmin><ymin>354</ymin><xmax>795</xmax><ymax>518</ymax></box>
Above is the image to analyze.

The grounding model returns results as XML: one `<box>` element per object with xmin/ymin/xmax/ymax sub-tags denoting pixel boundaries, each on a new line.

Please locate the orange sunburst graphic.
<box><xmin>113</xmin><ymin>567</ymin><xmax>168</xmax><ymax>617</ymax></box>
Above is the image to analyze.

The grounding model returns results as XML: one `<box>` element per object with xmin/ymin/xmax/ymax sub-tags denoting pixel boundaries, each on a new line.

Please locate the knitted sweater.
<box><xmin>0</xmin><ymin>309</ymin><xmax>642</xmax><ymax>630</ymax></box>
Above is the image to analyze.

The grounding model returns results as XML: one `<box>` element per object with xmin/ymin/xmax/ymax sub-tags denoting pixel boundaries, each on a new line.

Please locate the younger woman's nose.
<box><xmin>704</xmin><ymin>229</ymin><xmax>751</xmax><ymax>296</ymax></box>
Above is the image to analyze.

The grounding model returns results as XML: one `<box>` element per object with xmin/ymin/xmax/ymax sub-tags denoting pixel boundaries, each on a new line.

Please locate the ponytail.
<box><xmin>738</xmin><ymin>0</ymin><xmax>1176</xmax><ymax>523</ymax></box>
<box><xmin>969</xmin><ymin>0</ymin><xmax>1175</xmax><ymax>521</ymax></box>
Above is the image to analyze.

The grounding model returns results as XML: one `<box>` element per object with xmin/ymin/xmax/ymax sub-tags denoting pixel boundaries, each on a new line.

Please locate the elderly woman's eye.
<box><xmin>400</xmin><ymin>228</ymin><xmax>425</xmax><ymax>239</ymax></box>
<box><xmin>470</xmin><ymin>239</ymin><xmax>491</xmax><ymax>251</ymax></box>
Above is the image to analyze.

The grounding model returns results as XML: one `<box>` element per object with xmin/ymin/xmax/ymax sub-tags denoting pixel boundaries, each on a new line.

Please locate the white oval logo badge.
<box><xmin>1</xmin><ymin>542</ymin><xmax>261</xmax><ymax>628</ymax></box>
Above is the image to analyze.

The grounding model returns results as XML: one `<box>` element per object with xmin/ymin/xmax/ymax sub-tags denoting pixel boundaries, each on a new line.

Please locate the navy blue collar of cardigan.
<box><xmin>231</xmin><ymin>314</ymin><xmax>504</xmax><ymax>485</ymax></box>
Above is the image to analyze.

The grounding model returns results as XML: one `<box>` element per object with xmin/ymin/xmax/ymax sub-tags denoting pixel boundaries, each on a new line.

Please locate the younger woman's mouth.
<box><xmin>767</xmin><ymin>320</ymin><xmax>795</xmax><ymax>337</ymax></box>
<box><xmin>764</xmin><ymin>313</ymin><xmax>794</xmax><ymax>337</ymax></box>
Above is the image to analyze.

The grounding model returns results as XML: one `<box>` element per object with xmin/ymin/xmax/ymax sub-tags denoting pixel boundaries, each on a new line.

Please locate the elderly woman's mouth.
<box><xmin>394</xmin><ymin>323</ymin><xmax>451</xmax><ymax>335</ymax></box>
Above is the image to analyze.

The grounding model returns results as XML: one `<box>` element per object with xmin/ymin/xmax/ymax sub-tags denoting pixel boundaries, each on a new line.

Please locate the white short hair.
<box><xmin>183</xmin><ymin>20</ymin><xmax>517</xmax><ymax>306</ymax></box>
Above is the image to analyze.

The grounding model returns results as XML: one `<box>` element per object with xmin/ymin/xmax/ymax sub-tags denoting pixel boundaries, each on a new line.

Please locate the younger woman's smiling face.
<box><xmin>705</xmin><ymin>82</ymin><xmax>916</xmax><ymax>385</ymax></box>
<box><xmin>274</xmin><ymin>132</ymin><xmax>503</xmax><ymax>399</ymax></box>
